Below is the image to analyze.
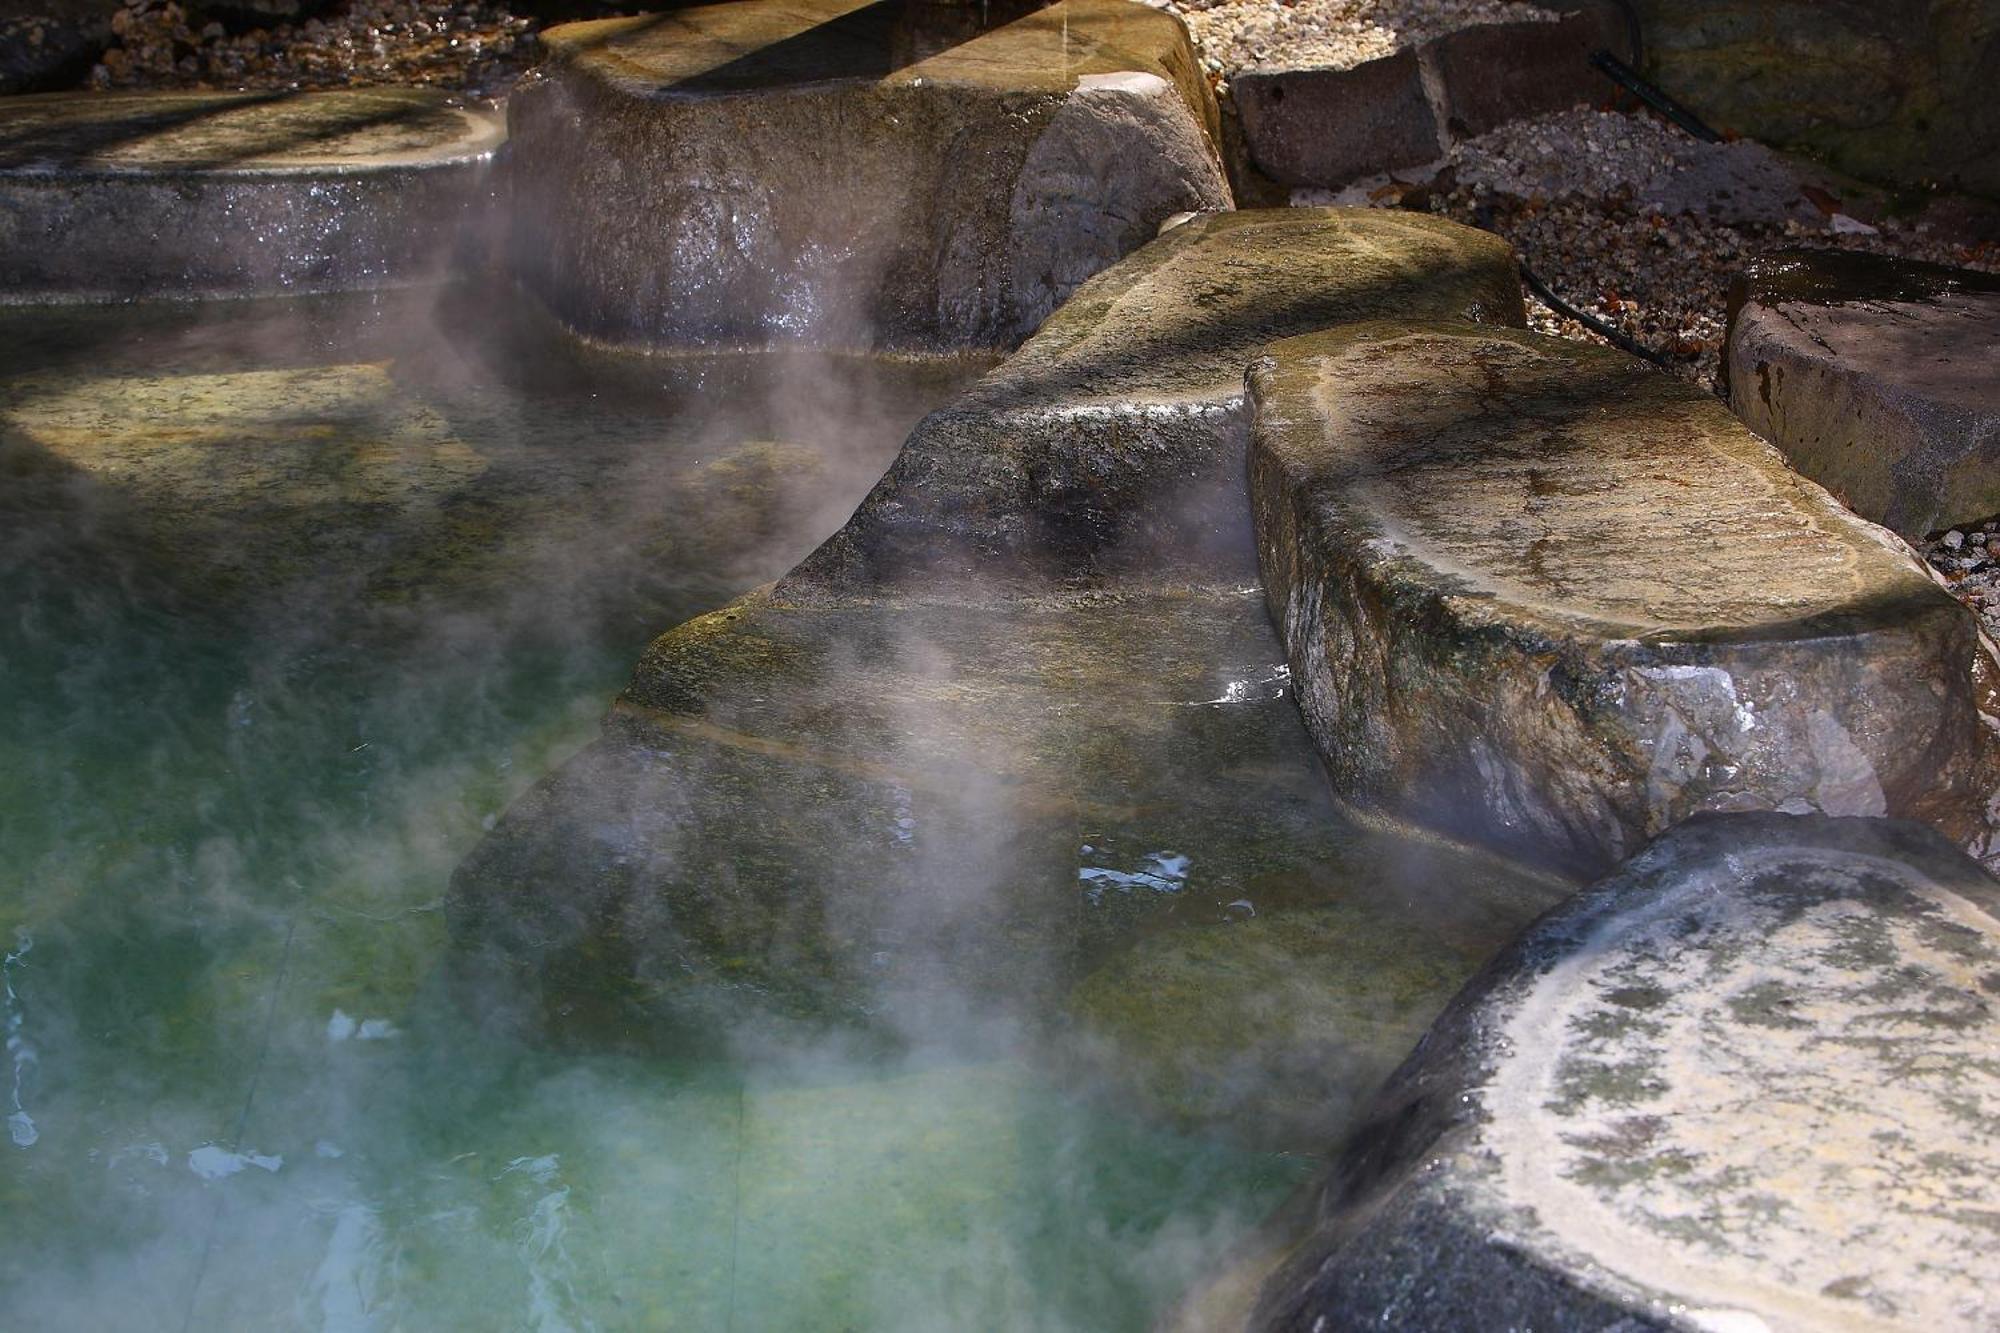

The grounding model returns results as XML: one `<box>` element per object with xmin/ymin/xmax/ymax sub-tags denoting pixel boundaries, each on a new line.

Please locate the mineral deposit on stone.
<box><xmin>1257</xmin><ymin>812</ymin><xmax>2000</xmax><ymax>1333</ymax></box>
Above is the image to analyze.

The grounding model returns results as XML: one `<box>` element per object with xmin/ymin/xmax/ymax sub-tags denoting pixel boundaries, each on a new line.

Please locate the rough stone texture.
<box><xmin>505</xmin><ymin>0</ymin><xmax>1230</xmax><ymax>351</ymax></box>
<box><xmin>0</xmin><ymin>12</ymin><xmax>100</xmax><ymax>94</ymax></box>
<box><xmin>1232</xmin><ymin>49</ymin><xmax>1438</xmax><ymax>188</ymax></box>
<box><xmin>1428</xmin><ymin>5</ymin><xmax>1622</xmax><ymax>139</ymax></box>
<box><xmin>1231</xmin><ymin>3</ymin><xmax>1629</xmax><ymax>188</ymax></box>
<box><xmin>1727</xmin><ymin>249</ymin><xmax>2000</xmax><ymax>540</ymax></box>
<box><xmin>799</xmin><ymin>207</ymin><xmax>1524</xmax><ymax>584</ymax></box>
<box><xmin>0</xmin><ymin>88</ymin><xmax>503</xmax><ymax>301</ymax></box>
<box><xmin>1251</xmin><ymin>319</ymin><xmax>2000</xmax><ymax>877</ymax></box>
<box><xmin>1630</xmin><ymin>0</ymin><xmax>2000</xmax><ymax>196</ymax></box>
<box><xmin>445</xmin><ymin>211</ymin><xmax>1560</xmax><ymax>1128</ymax></box>
<box><xmin>1255</xmin><ymin>812</ymin><xmax>2000</xmax><ymax>1333</ymax></box>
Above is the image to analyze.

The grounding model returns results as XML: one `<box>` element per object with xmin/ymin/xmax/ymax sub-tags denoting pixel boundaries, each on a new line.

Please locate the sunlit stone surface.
<box><xmin>803</xmin><ymin>206</ymin><xmax>1524</xmax><ymax>582</ymax></box>
<box><xmin>0</xmin><ymin>88</ymin><xmax>503</xmax><ymax>300</ymax></box>
<box><xmin>1252</xmin><ymin>319</ymin><xmax>2000</xmax><ymax>876</ymax></box>
<box><xmin>447</xmin><ymin>209</ymin><xmax>1564</xmax><ymax>1150</ymax></box>
<box><xmin>1255</xmin><ymin>812</ymin><xmax>2000</xmax><ymax>1333</ymax></box>
<box><xmin>506</xmin><ymin>0</ymin><xmax>1231</xmax><ymax>348</ymax></box>
<box><xmin>1727</xmin><ymin>249</ymin><xmax>2000</xmax><ymax>539</ymax></box>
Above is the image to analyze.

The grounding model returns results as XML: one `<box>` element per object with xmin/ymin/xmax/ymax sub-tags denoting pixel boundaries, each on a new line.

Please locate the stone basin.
<box><xmin>0</xmin><ymin>88</ymin><xmax>504</xmax><ymax>301</ymax></box>
<box><xmin>506</xmin><ymin>0</ymin><xmax>1231</xmax><ymax>349</ymax></box>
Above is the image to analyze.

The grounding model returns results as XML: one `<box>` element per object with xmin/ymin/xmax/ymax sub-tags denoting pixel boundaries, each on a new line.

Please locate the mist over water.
<box><xmin>0</xmin><ymin>288</ymin><xmax>1315</xmax><ymax>1330</ymax></box>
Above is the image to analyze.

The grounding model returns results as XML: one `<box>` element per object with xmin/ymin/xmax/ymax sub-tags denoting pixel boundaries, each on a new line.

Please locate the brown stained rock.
<box><xmin>1727</xmin><ymin>249</ymin><xmax>2000</xmax><ymax>540</ymax></box>
<box><xmin>1428</xmin><ymin>5</ymin><xmax>1620</xmax><ymax>139</ymax></box>
<box><xmin>1251</xmin><ymin>319</ymin><xmax>2000</xmax><ymax>876</ymax></box>
<box><xmin>799</xmin><ymin>207</ymin><xmax>1524</xmax><ymax>585</ymax></box>
<box><xmin>0</xmin><ymin>88</ymin><xmax>503</xmax><ymax>300</ymax></box>
<box><xmin>1231</xmin><ymin>49</ymin><xmax>1439</xmax><ymax>188</ymax></box>
<box><xmin>1255</xmin><ymin>812</ymin><xmax>2000</xmax><ymax>1333</ymax></box>
<box><xmin>506</xmin><ymin>0</ymin><xmax>1230</xmax><ymax>351</ymax></box>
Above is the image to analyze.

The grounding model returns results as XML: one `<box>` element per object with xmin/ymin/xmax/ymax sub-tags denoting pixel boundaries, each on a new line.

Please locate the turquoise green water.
<box><xmin>0</xmin><ymin>291</ymin><xmax>1312</xmax><ymax>1330</ymax></box>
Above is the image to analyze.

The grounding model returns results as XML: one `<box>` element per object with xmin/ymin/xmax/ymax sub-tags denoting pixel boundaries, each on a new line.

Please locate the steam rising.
<box><xmin>0</xmin><ymin>287</ymin><xmax>1313</xmax><ymax>1330</ymax></box>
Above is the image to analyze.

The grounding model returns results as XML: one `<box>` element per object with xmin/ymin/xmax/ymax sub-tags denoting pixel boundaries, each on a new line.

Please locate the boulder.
<box><xmin>1255</xmin><ymin>812</ymin><xmax>2000</xmax><ymax>1333</ymax></box>
<box><xmin>800</xmin><ymin>207</ymin><xmax>1524</xmax><ymax>584</ymax></box>
<box><xmin>1232</xmin><ymin>50</ymin><xmax>1439</xmax><ymax>190</ymax></box>
<box><xmin>1231</xmin><ymin>4</ymin><xmax>1629</xmax><ymax>189</ymax></box>
<box><xmin>505</xmin><ymin>0</ymin><xmax>1230</xmax><ymax>351</ymax></box>
<box><xmin>0</xmin><ymin>89</ymin><xmax>503</xmax><ymax>302</ymax></box>
<box><xmin>1727</xmin><ymin>249</ymin><xmax>2000</xmax><ymax>539</ymax></box>
<box><xmin>1251</xmin><ymin>319</ymin><xmax>2000</xmax><ymax>876</ymax></box>
<box><xmin>1629</xmin><ymin>0</ymin><xmax>2000</xmax><ymax>196</ymax></box>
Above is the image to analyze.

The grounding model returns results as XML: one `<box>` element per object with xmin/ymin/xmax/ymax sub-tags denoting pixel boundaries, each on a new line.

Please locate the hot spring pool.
<box><xmin>0</xmin><ymin>287</ymin><xmax>1564</xmax><ymax>1330</ymax></box>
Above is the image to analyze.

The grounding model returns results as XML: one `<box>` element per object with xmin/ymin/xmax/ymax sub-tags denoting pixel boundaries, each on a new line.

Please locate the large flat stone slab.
<box><xmin>506</xmin><ymin>0</ymin><xmax>1230</xmax><ymax>350</ymax></box>
<box><xmin>799</xmin><ymin>207</ymin><xmax>1523</xmax><ymax>583</ymax></box>
<box><xmin>1255</xmin><ymin>812</ymin><xmax>2000</xmax><ymax>1332</ymax></box>
<box><xmin>0</xmin><ymin>89</ymin><xmax>503</xmax><ymax>301</ymax></box>
<box><xmin>1252</xmin><ymin>319</ymin><xmax>2000</xmax><ymax>875</ymax></box>
<box><xmin>1727</xmin><ymin>249</ymin><xmax>2000</xmax><ymax>539</ymax></box>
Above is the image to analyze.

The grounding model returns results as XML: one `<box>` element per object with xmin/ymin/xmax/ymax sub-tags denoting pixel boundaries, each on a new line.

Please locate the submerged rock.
<box><xmin>1727</xmin><ymin>249</ymin><xmax>2000</xmax><ymax>539</ymax></box>
<box><xmin>0</xmin><ymin>88</ymin><xmax>502</xmax><ymax>301</ymax></box>
<box><xmin>1252</xmin><ymin>319</ymin><xmax>2000</xmax><ymax>876</ymax></box>
<box><xmin>1061</xmin><ymin>842</ymin><xmax>1562</xmax><ymax>1151</ymax></box>
<box><xmin>506</xmin><ymin>0</ymin><xmax>1230</xmax><ymax>350</ymax></box>
<box><xmin>802</xmin><ymin>207</ymin><xmax>1523</xmax><ymax>583</ymax></box>
<box><xmin>1255</xmin><ymin>811</ymin><xmax>2000</xmax><ymax>1333</ymax></box>
<box><xmin>447</xmin><ymin>209</ymin><xmax>1553</xmax><ymax>1076</ymax></box>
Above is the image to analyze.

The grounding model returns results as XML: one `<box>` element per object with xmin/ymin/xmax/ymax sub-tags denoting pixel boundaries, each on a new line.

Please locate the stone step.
<box><xmin>1254</xmin><ymin>811</ymin><xmax>2000</xmax><ymax>1333</ymax></box>
<box><xmin>1727</xmin><ymin>248</ymin><xmax>2000</xmax><ymax>539</ymax></box>
<box><xmin>1251</xmin><ymin>318</ymin><xmax>2000</xmax><ymax>876</ymax></box>
<box><xmin>797</xmin><ymin>206</ymin><xmax>1523</xmax><ymax>584</ymax></box>
<box><xmin>506</xmin><ymin>0</ymin><xmax>1229</xmax><ymax>350</ymax></box>
<box><xmin>0</xmin><ymin>88</ymin><xmax>503</xmax><ymax>301</ymax></box>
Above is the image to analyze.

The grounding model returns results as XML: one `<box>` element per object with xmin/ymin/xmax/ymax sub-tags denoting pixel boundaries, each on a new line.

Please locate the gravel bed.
<box><xmin>1143</xmin><ymin>0</ymin><xmax>1552</xmax><ymax>80</ymax></box>
<box><xmin>1400</xmin><ymin>109</ymin><xmax>2000</xmax><ymax>392</ymax></box>
<box><xmin>1919</xmin><ymin>521</ymin><xmax>2000</xmax><ymax>640</ymax></box>
<box><xmin>91</xmin><ymin>0</ymin><xmax>537</xmax><ymax>96</ymax></box>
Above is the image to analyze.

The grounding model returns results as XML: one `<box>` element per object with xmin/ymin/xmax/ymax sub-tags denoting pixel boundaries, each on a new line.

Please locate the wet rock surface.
<box><xmin>1255</xmin><ymin>812</ymin><xmax>2000</xmax><ymax>1333</ymax></box>
<box><xmin>1727</xmin><ymin>249</ymin><xmax>2000</xmax><ymax>541</ymax></box>
<box><xmin>447</xmin><ymin>210</ymin><xmax>1567</xmax><ymax>1146</ymax></box>
<box><xmin>802</xmin><ymin>207</ymin><xmax>1523</xmax><ymax>583</ymax></box>
<box><xmin>506</xmin><ymin>0</ymin><xmax>1229</xmax><ymax>350</ymax></box>
<box><xmin>0</xmin><ymin>86</ymin><xmax>502</xmax><ymax>299</ymax></box>
<box><xmin>1251</xmin><ymin>319</ymin><xmax>2000</xmax><ymax>875</ymax></box>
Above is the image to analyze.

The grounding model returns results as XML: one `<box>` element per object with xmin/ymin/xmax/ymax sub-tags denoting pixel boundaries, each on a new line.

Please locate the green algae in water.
<box><xmin>0</xmin><ymin>290</ymin><xmax>1312</xmax><ymax>1330</ymax></box>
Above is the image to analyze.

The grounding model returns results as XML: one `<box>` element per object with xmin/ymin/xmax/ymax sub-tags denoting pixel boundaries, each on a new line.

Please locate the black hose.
<box><xmin>1590</xmin><ymin>49</ymin><xmax>1723</xmax><ymax>143</ymax></box>
<box><xmin>1519</xmin><ymin>263</ymin><xmax>1677</xmax><ymax>370</ymax></box>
